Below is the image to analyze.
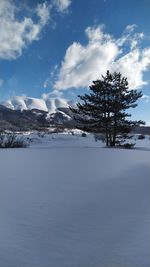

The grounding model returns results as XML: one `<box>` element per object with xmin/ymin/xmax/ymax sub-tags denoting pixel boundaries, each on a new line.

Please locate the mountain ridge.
<box><xmin>0</xmin><ymin>96</ymin><xmax>150</xmax><ymax>134</ymax></box>
<box><xmin>1</xmin><ymin>96</ymin><xmax>71</xmax><ymax>113</ymax></box>
<box><xmin>0</xmin><ymin>96</ymin><xmax>75</xmax><ymax>132</ymax></box>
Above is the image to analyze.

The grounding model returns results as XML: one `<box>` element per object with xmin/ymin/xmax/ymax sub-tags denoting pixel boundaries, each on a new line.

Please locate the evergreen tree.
<box><xmin>70</xmin><ymin>71</ymin><xmax>144</xmax><ymax>147</ymax></box>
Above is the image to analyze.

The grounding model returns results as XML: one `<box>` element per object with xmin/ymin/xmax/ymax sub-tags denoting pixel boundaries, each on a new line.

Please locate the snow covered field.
<box><xmin>0</xmin><ymin>133</ymin><xmax>150</xmax><ymax>267</ymax></box>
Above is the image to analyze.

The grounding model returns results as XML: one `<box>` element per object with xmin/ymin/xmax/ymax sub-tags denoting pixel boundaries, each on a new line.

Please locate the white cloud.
<box><xmin>36</xmin><ymin>2</ymin><xmax>51</xmax><ymax>26</ymax></box>
<box><xmin>125</xmin><ymin>24</ymin><xmax>137</xmax><ymax>33</ymax></box>
<box><xmin>42</xmin><ymin>89</ymin><xmax>64</xmax><ymax>99</ymax></box>
<box><xmin>117</xmin><ymin>24</ymin><xmax>144</xmax><ymax>49</ymax></box>
<box><xmin>53</xmin><ymin>0</ymin><xmax>71</xmax><ymax>12</ymax></box>
<box><xmin>142</xmin><ymin>94</ymin><xmax>150</xmax><ymax>102</ymax></box>
<box><xmin>44</xmin><ymin>65</ymin><xmax>59</xmax><ymax>88</ymax></box>
<box><xmin>0</xmin><ymin>0</ymin><xmax>50</xmax><ymax>60</ymax></box>
<box><xmin>54</xmin><ymin>25</ymin><xmax>150</xmax><ymax>90</ymax></box>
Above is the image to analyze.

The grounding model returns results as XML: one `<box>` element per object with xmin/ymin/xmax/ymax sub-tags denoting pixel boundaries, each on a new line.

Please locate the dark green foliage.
<box><xmin>70</xmin><ymin>71</ymin><xmax>144</xmax><ymax>147</ymax></box>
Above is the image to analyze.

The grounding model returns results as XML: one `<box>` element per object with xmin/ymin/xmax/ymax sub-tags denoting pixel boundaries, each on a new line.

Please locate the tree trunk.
<box><xmin>106</xmin><ymin>129</ymin><xmax>109</xmax><ymax>146</ymax></box>
<box><xmin>112</xmin><ymin>127</ymin><xmax>117</xmax><ymax>146</ymax></box>
<box><xmin>109</xmin><ymin>129</ymin><xmax>113</xmax><ymax>146</ymax></box>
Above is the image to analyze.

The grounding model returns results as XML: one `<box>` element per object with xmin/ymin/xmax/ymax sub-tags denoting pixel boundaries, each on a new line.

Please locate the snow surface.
<box><xmin>0</xmin><ymin>134</ymin><xmax>150</xmax><ymax>267</ymax></box>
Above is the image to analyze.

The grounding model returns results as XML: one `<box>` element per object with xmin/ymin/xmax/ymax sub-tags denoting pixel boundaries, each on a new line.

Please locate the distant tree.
<box><xmin>70</xmin><ymin>71</ymin><xmax>144</xmax><ymax>147</ymax></box>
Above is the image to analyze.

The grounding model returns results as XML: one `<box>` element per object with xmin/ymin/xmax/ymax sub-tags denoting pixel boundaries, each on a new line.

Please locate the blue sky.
<box><xmin>0</xmin><ymin>0</ymin><xmax>150</xmax><ymax>123</ymax></box>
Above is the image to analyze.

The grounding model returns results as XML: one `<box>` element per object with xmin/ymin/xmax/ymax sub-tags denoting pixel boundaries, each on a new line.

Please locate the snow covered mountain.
<box><xmin>1</xmin><ymin>96</ymin><xmax>70</xmax><ymax>113</ymax></box>
<box><xmin>0</xmin><ymin>96</ymin><xmax>76</xmax><ymax>131</ymax></box>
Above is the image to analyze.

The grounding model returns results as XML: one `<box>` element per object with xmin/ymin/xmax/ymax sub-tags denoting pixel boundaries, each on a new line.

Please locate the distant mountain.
<box><xmin>1</xmin><ymin>96</ymin><xmax>71</xmax><ymax>113</ymax></box>
<box><xmin>133</xmin><ymin>126</ymin><xmax>150</xmax><ymax>135</ymax></box>
<box><xmin>0</xmin><ymin>96</ymin><xmax>75</xmax><ymax>131</ymax></box>
<box><xmin>0</xmin><ymin>105</ymin><xmax>46</xmax><ymax>131</ymax></box>
<box><xmin>1</xmin><ymin>96</ymin><xmax>149</xmax><ymax>134</ymax></box>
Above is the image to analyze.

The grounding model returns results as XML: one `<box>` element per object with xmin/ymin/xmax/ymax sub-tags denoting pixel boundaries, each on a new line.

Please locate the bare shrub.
<box><xmin>81</xmin><ymin>132</ymin><xmax>87</xmax><ymax>137</ymax></box>
<box><xmin>94</xmin><ymin>134</ymin><xmax>105</xmax><ymax>142</ymax></box>
<box><xmin>0</xmin><ymin>133</ymin><xmax>27</xmax><ymax>148</ymax></box>
<box><xmin>138</xmin><ymin>134</ymin><xmax>145</xmax><ymax>140</ymax></box>
<box><xmin>122</xmin><ymin>143</ymin><xmax>135</xmax><ymax>149</ymax></box>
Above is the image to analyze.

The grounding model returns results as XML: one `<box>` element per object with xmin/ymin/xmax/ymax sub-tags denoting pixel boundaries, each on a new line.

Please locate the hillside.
<box><xmin>0</xmin><ymin>104</ymin><xmax>74</xmax><ymax>132</ymax></box>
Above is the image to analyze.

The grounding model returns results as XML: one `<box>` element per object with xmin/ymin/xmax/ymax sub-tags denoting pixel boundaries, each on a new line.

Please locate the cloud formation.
<box><xmin>142</xmin><ymin>94</ymin><xmax>150</xmax><ymax>102</ymax></box>
<box><xmin>0</xmin><ymin>0</ymin><xmax>71</xmax><ymax>60</ymax></box>
<box><xmin>0</xmin><ymin>0</ymin><xmax>51</xmax><ymax>60</ymax></box>
<box><xmin>54</xmin><ymin>25</ymin><xmax>150</xmax><ymax>90</ymax></box>
<box><xmin>53</xmin><ymin>0</ymin><xmax>71</xmax><ymax>12</ymax></box>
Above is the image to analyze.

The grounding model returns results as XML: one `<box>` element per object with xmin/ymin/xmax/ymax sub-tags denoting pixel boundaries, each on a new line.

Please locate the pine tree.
<box><xmin>70</xmin><ymin>71</ymin><xmax>144</xmax><ymax>147</ymax></box>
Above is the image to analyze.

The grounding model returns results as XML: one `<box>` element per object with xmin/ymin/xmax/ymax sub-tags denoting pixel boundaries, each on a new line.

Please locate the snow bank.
<box><xmin>0</xmin><ymin>136</ymin><xmax>149</xmax><ymax>266</ymax></box>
